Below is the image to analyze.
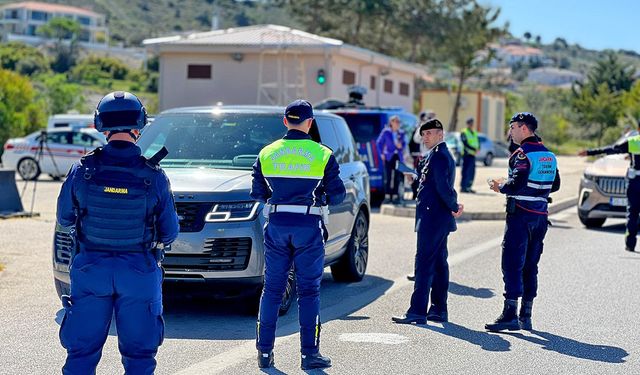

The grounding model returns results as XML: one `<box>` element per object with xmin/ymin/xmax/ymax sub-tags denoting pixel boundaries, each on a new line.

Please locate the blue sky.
<box><xmin>479</xmin><ymin>0</ymin><xmax>640</xmax><ymax>53</ymax></box>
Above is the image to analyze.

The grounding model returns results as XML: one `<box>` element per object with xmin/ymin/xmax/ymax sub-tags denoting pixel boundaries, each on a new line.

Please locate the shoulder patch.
<box><xmin>517</xmin><ymin>152</ymin><xmax>527</xmax><ymax>160</ymax></box>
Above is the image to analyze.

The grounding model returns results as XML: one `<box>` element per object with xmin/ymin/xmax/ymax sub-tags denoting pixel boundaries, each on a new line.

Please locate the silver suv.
<box><xmin>52</xmin><ymin>106</ymin><xmax>371</xmax><ymax>315</ymax></box>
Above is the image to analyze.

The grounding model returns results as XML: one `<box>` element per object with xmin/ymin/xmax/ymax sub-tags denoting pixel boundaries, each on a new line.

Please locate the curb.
<box><xmin>380</xmin><ymin>196</ymin><xmax>577</xmax><ymax>221</ymax></box>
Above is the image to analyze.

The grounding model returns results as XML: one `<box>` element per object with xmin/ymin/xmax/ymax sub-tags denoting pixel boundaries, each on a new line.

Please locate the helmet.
<box><xmin>509</xmin><ymin>112</ymin><xmax>538</xmax><ymax>131</ymax></box>
<box><xmin>94</xmin><ymin>91</ymin><xmax>147</xmax><ymax>132</ymax></box>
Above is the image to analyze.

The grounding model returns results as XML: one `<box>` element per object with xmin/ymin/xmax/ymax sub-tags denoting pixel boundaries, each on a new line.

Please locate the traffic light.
<box><xmin>316</xmin><ymin>69</ymin><xmax>326</xmax><ymax>85</ymax></box>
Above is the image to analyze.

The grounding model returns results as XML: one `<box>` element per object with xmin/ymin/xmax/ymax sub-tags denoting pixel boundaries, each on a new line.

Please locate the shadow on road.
<box><xmin>508</xmin><ymin>330</ymin><xmax>628</xmax><ymax>363</ymax></box>
<box><xmin>422</xmin><ymin>322</ymin><xmax>511</xmax><ymax>352</ymax></box>
<box><xmin>449</xmin><ymin>281</ymin><xmax>495</xmax><ymax>299</ymax></box>
<box><xmin>161</xmin><ymin>274</ymin><xmax>393</xmax><ymax>341</ymax></box>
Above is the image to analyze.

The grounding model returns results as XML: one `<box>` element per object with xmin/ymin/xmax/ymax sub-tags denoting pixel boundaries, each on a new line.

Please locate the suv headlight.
<box><xmin>583</xmin><ymin>173</ymin><xmax>596</xmax><ymax>182</ymax></box>
<box><xmin>205</xmin><ymin>201</ymin><xmax>260</xmax><ymax>222</ymax></box>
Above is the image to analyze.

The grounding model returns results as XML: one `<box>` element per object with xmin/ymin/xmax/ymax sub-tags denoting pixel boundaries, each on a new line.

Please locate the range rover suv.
<box><xmin>53</xmin><ymin>106</ymin><xmax>370</xmax><ymax>314</ymax></box>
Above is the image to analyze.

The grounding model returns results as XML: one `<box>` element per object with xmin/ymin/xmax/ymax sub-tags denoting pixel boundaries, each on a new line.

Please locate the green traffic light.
<box><xmin>317</xmin><ymin>76</ymin><xmax>326</xmax><ymax>84</ymax></box>
<box><xmin>316</xmin><ymin>69</ymin><xmax>326</xmax><ymax>85</ymax></box>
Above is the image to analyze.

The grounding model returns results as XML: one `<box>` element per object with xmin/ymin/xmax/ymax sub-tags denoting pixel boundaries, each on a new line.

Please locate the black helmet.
<box><xmin>94</xmin><ymin>91</ymin><xmax>147</xmax><ymax>132</ymax></box>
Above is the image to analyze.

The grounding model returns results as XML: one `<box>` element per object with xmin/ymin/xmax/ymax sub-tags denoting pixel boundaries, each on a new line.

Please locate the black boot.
<box><xmin>257</xmin><ymin>350</ymin><xmax>274</xmax><ymax>368</ymax></box>
<box><xmin>519</xmin><ymin>300</ymin><xmax>533</xmax><ymax>331</ymax></box>
<box><xmin>301</xmin><ymin>353</ymin><xmax>332</xmax><ymax>370</ymax></box>
<box><xmin>426</xmin><ymin>305</ymin><xmax>448</xmax><ymax>322</ymax></box>
<box><xmin>485</xmin><ymin>299</ymin><xmax>520</xmax><ymax>332</ymax></box>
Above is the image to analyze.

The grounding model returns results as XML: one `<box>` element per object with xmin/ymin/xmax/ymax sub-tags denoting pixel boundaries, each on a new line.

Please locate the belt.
<box><xmin>269</xmin><ymin>204</ymin><xmax>323</xmax><ymax>215</ymax></box>
<box><xmin>507</xmin><ymin>195</ymin><xmax>549</xmax><ymax>202</ymax></box>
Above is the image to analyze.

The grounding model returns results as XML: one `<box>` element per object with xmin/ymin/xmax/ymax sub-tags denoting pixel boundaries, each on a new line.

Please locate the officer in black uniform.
<box><xmin>485</xmin><ymin>112</ymin><xmax>560</xmax><ymax>332</ymax></box>
<box><xmin>56</xmin><ymin>91</ymin><xmax>180</xmax><ymax>374</ymax></box>
<box><xmin>392</xmin><ymin>118</ymin><xmax>464</xmax><ymax>325</ymax></box>
<box><xmin>579</xmin><ymin>120</ymin><xmax>640</xmax><ymax>251</ymax></box>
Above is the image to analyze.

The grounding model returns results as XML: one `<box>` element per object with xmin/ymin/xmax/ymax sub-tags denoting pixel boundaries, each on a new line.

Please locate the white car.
<box><xmin>2</xmin><ymin>128</ymin><xmax>106</xmax><ymax>180</ymax></box>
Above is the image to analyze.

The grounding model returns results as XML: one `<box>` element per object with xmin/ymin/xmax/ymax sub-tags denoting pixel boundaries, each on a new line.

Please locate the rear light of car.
<box><xmin>3</xmin><ymin>143</ymin><xmax>14</xmax><ymax>150</ymax></box>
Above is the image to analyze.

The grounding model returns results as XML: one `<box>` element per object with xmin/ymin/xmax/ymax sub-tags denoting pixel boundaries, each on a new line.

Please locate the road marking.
<box><xmin>338</xmin><ymin>333</ymin><xmax>409</xmax><ymax>345</ymax></box>
<box><xmin>174</xmin><ymin>208</ymin><xmax>573</xmax><ymax>374</ymax></box>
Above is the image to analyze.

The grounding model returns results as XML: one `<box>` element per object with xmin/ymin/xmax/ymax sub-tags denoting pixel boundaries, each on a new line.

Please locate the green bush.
<box><xmin>0</xmin><ymin>42</ymin><xmax>50</xmax><ymax>76</ymax></box>
<box><xmin>33</xmin><ymin>74</ymin><xmax>83</xmax><ymax>115</ymax></box>
<box><xmin>71</xmin><ymin>55</ymin><xmax>130</xmax><ymax>84</ymax></box>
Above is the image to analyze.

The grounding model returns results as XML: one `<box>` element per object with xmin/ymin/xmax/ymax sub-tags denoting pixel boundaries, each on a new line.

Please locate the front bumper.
<box><xmin>578</xmin><ymin>177</ymin><xmax>627</xmax><ymax>219</ymax></box>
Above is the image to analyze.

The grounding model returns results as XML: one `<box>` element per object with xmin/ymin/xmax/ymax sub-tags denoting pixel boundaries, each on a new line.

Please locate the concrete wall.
<box><xmin>158</xmin><ymin>49</ymin><xmax>416</xmax><ymax>112</ymax></box>
<box><xmin>420</xmin><ymin>89</ymin><xmax>505</xmax><ymax>140</ymax></box>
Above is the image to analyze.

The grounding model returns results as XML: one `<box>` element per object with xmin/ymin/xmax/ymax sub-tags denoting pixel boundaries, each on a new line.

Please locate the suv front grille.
<box><xmin>595</xmin><ymin>177</ymin><xmax>627</xmax><ymax>195</ymax></box>
<box><xmin>163</xmin><ymin>237</ymin><xmax>252</xmax><ymax>271</ymax></box>
<box><xmin>175</xmin><ymin>202</ymin><xmax>214</xmax><ymax>232</ymax></box>
<box><xmin>54</xmin><ymin>231</ymin><xmax>73</xmax><ymax>265</ymax></box>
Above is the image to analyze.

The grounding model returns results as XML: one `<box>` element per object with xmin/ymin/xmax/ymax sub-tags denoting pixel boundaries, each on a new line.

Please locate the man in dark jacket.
<box><xmin>392</xmin><ymin>118</ymin><xmax>464</xmax><ymax>325</ymax></box>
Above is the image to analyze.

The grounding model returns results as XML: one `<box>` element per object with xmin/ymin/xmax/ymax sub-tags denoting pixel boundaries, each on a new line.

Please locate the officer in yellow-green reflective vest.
<box><xmin>251</xmin><ymin>100</ymin><xmax>346</xmax><ymax>370</ymax></box>
<box><xmin>580</xmin><ymin>120</ymin><xmax>640</xmax><ymax>252</ymax></box>
<box><xmin>460</xmin><ymin>117</ymin><xmax>479</xmax><ymax>193</ymax></box>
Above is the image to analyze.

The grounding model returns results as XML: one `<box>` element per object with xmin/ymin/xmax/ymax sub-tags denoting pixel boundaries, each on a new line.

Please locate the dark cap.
<box><xmin>509</xmin><ymin>112</ymin><xmax>538</xmax><ymax>131</ymax></box>
<box><xmin>419</xmin><ymin>118</ymin><xmax>444</xmax><ymax>133</ymax></box>
<box><xmin>284</xmin><ymin>99</ymin><xmax>313</xmax><ymax>124</ymax></box>
<box><xmin>466</xmin><ymin>116</ymin><xmax>474</xmax><ymax>124</ymax></box>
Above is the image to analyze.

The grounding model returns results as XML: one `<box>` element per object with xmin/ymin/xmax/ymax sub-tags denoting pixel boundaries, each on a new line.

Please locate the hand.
<box><xmin>578</xmin><ymin>150</ymin><xmax>587</xmax><ymax>157</ymax></box>
<box><xmin>489</xmin><ymin>178</ymin><xmax>505</xmax><ymax>193</ymax></box>
<box><xmin>395</xmin><ymin>141</ymin><xmax>403</xmax><ymax>149</ymax></box>
<box><xmin>452</xmin><ymin>203</ymin><xmax>464</xmax><ymax>218</ymax></box>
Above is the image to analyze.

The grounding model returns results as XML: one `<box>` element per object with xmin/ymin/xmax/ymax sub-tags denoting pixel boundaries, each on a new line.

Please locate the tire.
<box><xmin>371</xmin><ymin>191</ymin><xmax>385</xmax><ymax>207</ymax></box>
<box><xmin>484</xmin><ymin>152</ymin><xmax>494</xmax><ymax>167</ymax></box>
<box><xmin>578</xmin><ymin>214</ymin><xmax>605</xmax><ymax>228</ymax></box>
<box><xmin>54</xmin><ymin>278</ymin><xmax>70</xmax><ymax>299</ymax></box>
<box><xmin>17</xmin><ymin>157</ymin><xmax>41</xmax><ymax>181</ymax></box>
<box><xmin>50</xmin><ymin>175</ymin><xmax>62</xmax><ymax>181</ymax></box>
<box><xmin>331</xmin><ymin>211</ymin><xmax>369</xmax><ymax>282</ymax></box>
<box><xmin>455</xmin><ymin>152</ymin><xmax>461</xmax><ymax>166</ymax></box>
<box><xmin>249</xmin><ymin>267</ymin><xmax>296</xmax><ymax>316</ymax></box>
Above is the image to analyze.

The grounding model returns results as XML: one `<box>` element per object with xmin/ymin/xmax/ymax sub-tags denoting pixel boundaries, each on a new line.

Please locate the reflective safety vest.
<box><xmin>507</xmin><ymin>142</ymin><xmax>557</xmax><ymax>213</ymax></box>
<box><xmin>462</xmin><ymin>128</ymin><xmax>479</xmax><ymax>156</ymax></box>
<box><xmin>259</xmin><ymin>139</ymin><xmax>332</xmax><ymax>180</ymax></box>
<box><xmin>74</xmin><ymin>148</ymin><xmax>159</xmax><ymax>252</ymax></box>
<box><xmin>628</xmin><ymin>135</ymin><xmax>640</xmax><ymax>155</ymax></box>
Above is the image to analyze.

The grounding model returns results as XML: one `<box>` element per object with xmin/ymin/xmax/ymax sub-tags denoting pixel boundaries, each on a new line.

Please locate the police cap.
<box><xmin>94</xmin><ymin>91</ymin><xmax>147</xmax><ymax>132</ymax></box>
<box><xmin>509</xmin><ymin>112</ymin><xmax>538</xmax><ymax>132</ymax></box>
<box><xmin>419</xmin><ymin>118</ymin><xmax>444</xmax><ymax>133</ymax></box>
<box><xmin>284</xmin><ymin>99</ymin><xmax>313</xmax><ymax>125</ymax></box>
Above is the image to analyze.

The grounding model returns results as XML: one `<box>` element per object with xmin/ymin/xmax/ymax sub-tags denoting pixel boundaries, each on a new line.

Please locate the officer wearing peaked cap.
<box><xmin>486</xmin><ymin>112</ymin><xmax>560</xmax><ymax>332</ymax></box>
<box><xmin>251</xmin><ymin>99</ymin><xmax>346</xmax><ymax>370</ymax></box>
<box><xmin>56</xmin><ymin>91</ymin><xmax>179</xmax><ymax>374</ymax></box>
<box><xmin>393</xmin><ymin>118</ymin><xmax>464</xmax><ymax>325</ymax></box>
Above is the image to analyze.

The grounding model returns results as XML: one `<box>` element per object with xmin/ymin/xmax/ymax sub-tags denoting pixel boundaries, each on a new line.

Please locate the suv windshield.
<box><xmin>136</xmin><ymin>113</ymin><xmax>286</xmax><ymax>169</ymax></box>
<box><xmin>337</xmin><ymin>113</ymin><xmax>384</xmax><ymax>143</ymax></box>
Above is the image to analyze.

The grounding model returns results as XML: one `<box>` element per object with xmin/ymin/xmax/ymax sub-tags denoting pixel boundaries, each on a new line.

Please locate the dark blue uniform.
<box><xmin>587</xmin><ymin>135</ymin><xmax>640</xmax><ymax>251</ymax></box>
<box><xmin>499</xmin><ymin>137</ymin><xmax>560</xmax><ymax>301</ymax></box>
<box><xmin>251</xmin><ymin>129</ymin><xmax>346</xmax><ymax>356</ymax></box>
<box><xmin>407</xmin><ymin>141</ymin><xmax>459</xmax><ymax>318</ymax></box>
<box><xmin>56</xmin><ymin>141</ymin><xmax>179</xmax><ymax>374</ymax></box>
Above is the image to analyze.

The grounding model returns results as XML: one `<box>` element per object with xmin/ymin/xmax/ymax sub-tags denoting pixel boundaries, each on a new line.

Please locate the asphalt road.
<box><xmin>0</xmin><ymin>178</ymin><xmax>638</xmax><ymax>374</ymax></box>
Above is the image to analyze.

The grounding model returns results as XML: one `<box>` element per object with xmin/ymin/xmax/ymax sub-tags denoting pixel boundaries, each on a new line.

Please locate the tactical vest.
<box><xmin>507</xmin><ymin>142</ymin><xmax>557</xmax><ymax>213</ymax></box>
<box><xmin>74</xmin><ymin>148</ymin><xmax>160</xmax><ymax>252</ymax></box>
<box><xmin>462</xmin><ymin>128</ymin><xmax>479</xmax><ymax>155</ymax></box>
<box><xmin>629</xmin><ymin>135</ymin><xmax>640</xmax><ymax>155</ymax></box>
<box><xmin>259</xmin><ymin>139</ymin><xmax>332</xmax><ymax>180</ymax></box>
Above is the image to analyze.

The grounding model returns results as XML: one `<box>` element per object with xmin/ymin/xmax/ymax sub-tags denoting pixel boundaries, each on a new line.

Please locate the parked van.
<box><xmin>46</xmin><ymin>114</ymin><xmax>94</xmax><ymax>130</ymax></box>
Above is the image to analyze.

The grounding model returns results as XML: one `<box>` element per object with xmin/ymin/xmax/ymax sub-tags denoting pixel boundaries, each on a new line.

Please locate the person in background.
<box><xmin>377</xmin><ymin>115</ymin><xmax>406</xmax><ymax>204</ymax></box>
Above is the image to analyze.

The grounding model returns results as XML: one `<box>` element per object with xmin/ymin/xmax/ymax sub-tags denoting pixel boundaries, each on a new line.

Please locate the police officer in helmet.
<box><xmin>486</xmin><ymin>112</ymin><xmax>560</xmax><ymax>332</ymax></box>
<box><xmin>56</xmin><ymin>91</ymin><xmax>179</xmax><ymax>374</ymax></box>
<box><xmin>579</xmin><ymin>119</ymin><xmax>640</xmax><ymax>252</ymax></box>
<box><xmin>251</xmin><ymin>100</ymin><xmax>346</xmax><ymax>370</ymax></box>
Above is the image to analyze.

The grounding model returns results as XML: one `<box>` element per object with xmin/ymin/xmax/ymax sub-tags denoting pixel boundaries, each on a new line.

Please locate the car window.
<box><xmin>337</xmin><ymin>113</ymin><xmax>384</xmax><ymax>143</ymax></box>
<box><xmin>72</xmin><ymin>132</ymin><xmax>96</xmax><ymax>147</ymax></box>
<box><xmin>43</xmin><ymin>132</ymin><xmax>73</xmax><ymax>145</ymax></box>
<box><xmin>316</xmin><ymin>117</ymin><xmax>346</xmax><ymax>163</ymax></box>
<box><xmin>136</xmin><ymin>113</ymin><xmax>311</xmax><ymax>169</ymax></box>
<box><xmin>333</xmin><ymin>119</ymin><xmax>357</xmax><ymax>163</ymax></box>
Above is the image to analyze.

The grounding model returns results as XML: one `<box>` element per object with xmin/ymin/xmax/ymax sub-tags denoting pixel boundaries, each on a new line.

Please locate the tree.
<box><xmin>523</xmin><ymin>31</ymin><xmax>531</xmax><ymax>43</ymax></box>
<box><xmin>0</xmin><ymin>70</ymin><xmax>47</xmax><ymax>154</ymax></box>
<box><xmin>571</xmin><ymin>52</ymin><xmax>635</xmax><ymax>144</ymax></box>
<box><xmin>437</xmin><ymin>3</ymin><xmax>505</xmax><ymax>130</ymax></box>
<box><xmin>38</xmin><ymin>18</ymin><xmax>82</xmax><ymax>73</ymax></box>
<box><xmin>33</xmin><ymin>74</ymin><xmax>83</xmax><ymax>115</ymax></box>
<box><xmin>535</xmin><ymin>35</ymin><xmax>541</xmax><ymax>45</ymax></box>
<box><xmin>0</xmin><ymin>42</ymin><xmax>49</xmax><ymax>76</ymax></box>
